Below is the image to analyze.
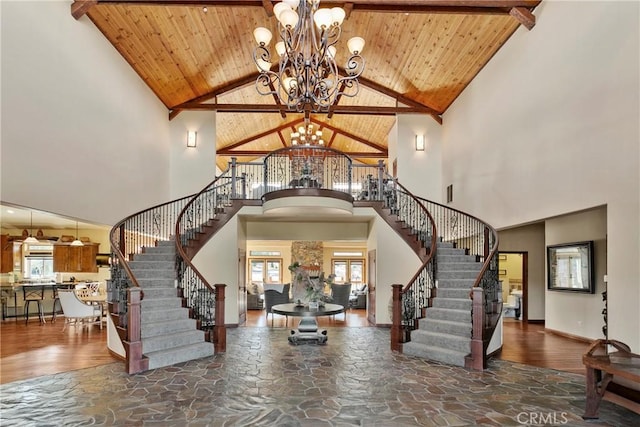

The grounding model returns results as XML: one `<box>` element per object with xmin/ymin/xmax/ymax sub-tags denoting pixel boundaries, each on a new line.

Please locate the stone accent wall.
<box><xmin>291</xmin><ymin>241</ymin><xmax>323</xmax><ymax>271</ymax></box>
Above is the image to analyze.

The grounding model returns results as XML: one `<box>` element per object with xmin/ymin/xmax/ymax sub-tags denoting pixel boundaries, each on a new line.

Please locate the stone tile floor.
<box><xmin>1</xmin><ymin>327</ymin><xmax>638</xmax><ymax>426</ymax></box>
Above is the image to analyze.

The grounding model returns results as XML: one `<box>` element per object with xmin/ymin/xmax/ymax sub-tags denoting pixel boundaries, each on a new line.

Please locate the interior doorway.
<box><xmin>498</xmin><ymin>252</ymin><xmax>528</xmax><ymax>322</ymax></box>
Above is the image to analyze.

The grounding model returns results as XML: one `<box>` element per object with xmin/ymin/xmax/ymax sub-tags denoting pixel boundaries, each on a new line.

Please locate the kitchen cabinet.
<box><xmin>53</xmin><ymin>243</ymin><xmax>99</xmax><ymax>273</ymax></box>
<box><xmin>1</xmin><ymin>235</ymin><xmax>13</xmax><ymax>273</ymax></box>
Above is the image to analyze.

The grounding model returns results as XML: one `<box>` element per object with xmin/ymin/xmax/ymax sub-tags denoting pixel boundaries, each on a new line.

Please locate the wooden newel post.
<box><xmin>467</xmin><ymin>287</ymin><xmax>486</xmax><ymax>370</ymax></box>
<box><xmin>391</xmin><ymin>284</ymin><xmax>403</xmax><ymax>352</ymax></box>
<box><xmin>213</xmin><ymin>284</ymin><xmax>226</xmax><ymax>354</ymax></box>
<box><xmin>125</xmin><ymin>287</ymin><xmax>148</xmax><ymax>374</ymax></box>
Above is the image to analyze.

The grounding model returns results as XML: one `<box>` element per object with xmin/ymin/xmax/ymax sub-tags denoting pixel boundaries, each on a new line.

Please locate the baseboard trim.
<box><xmin>108</xmin><ymin>348</ymin><xmax>126</xmax><ymax>361</ymax></box>
<box><xmin>545</xmin><ymin>327</ymin><xmax>593</xmax><ymax>343</ymax></box>
<box><xmin>527</xmin><ymin>319</ymin><xmax>545</xmax><ymax>324</ymax></box>
<box><xmin>488</xmin><ymin>346</ymin><xmax>503</xmax><ymax>358</ymax></box>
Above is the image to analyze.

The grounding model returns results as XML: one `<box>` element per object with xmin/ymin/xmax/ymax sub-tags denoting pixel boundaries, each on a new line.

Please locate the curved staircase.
<box><xmin>108</xmin><ymin>146</ymin><xmax>500</xmax><ymax>374</ymax></box>
<box><xmin>129</xmin><ymin>241</ymin><xmax>213</xmax><ymax>370</ymax></box>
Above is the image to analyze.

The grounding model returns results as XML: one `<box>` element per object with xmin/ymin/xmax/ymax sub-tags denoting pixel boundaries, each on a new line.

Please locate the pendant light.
<box><xmin>23</xmin><ymin>211</ymin><xmax>39</xmax><ymax>244</ymax></box>
<box><xmin>70</xmin><ymin>221</ymin><xmax>84</xmax><ymax>247</ymax></box>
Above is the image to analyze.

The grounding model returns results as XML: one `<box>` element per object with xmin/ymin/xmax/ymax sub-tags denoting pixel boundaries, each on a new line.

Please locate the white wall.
<box><xmin>1</xmin><ymin>1</ymin><xmax>171</xmax><ymax>225</ymax></box>
<box><xmin>245</xmin><ymin>220</ymin><xmax>370</xmax><ymax>241</ymax></box>
<box><xmin>545</xmin><ymin>207</ymin><xmax>607</xmax><ymax>340</ymax></box>
<box><xmin>396</xmin><ymin>114</ymin><xmax>443</xmax><ymax>202</ymax></box>
<box><xmin>169</xmin><ymin>111</ymin><xmax>217</xmax><ymax>198</ymax></box>
<box><xmin>366</xmin><ymin>213</ymin><xmax>422</xmax><ymax>325</ymax></box>
<box><xmin>442</xmin><ymin>2</ymin><xmax>639</xmax><ymax>350</ymax></box>
<box><xmin>193</xmin><ymin>215</ymin><xmax>241</xmax><ymax>324</ymax></box>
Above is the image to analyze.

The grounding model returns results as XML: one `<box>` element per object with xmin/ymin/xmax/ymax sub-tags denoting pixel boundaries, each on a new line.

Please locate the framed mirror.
<box><xmin>547</xmin><ymin>241</ymin><xmax>594</xmax><ymax>293</ymax></box>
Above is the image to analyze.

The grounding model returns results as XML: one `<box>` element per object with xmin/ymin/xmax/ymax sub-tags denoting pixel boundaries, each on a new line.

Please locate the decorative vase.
<box><xmin>308</xmin><ymin>300</ymin><xmax>319</xmax><ymax>309</ymax></box>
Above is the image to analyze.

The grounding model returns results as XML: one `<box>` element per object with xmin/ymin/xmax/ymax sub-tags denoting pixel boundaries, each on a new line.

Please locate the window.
<box><xmin>249</xmin><ymin>258</ymin><xmax>282</xmax><ymax>285</ymax></box>
<box><xmin>331</xmin><ymin>258</ymin><xmax>365</xmax><ymax>285</ymax></box>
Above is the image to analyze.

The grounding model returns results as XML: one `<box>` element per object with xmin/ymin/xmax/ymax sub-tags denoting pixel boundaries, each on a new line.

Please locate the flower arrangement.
<box><xmin>289</xmin><ymin>262</ymin><xmax>335</xmax><ymax>305</ymax></box>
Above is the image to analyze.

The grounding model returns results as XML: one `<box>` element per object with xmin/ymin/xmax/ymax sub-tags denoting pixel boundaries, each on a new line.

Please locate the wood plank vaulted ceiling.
<box><xmin>72</xmin><ymin>0</ymin><xmax>541</xmax><ymax>170</ymax></box>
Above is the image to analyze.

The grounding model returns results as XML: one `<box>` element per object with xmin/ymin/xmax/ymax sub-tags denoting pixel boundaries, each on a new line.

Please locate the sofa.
<box><xmin>349</xmin><ymin>284</ymin><xmax>367</xmax><ymax>309</ymax></box>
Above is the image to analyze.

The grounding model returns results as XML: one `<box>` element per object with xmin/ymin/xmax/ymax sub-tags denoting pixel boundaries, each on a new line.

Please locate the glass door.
<box><xmin>331</xmin><ymin>258</ymin><xmax>365</xmax><ymax>285</ymax></box>
<box><xmin>249</xmin><ymin>258</ymin><xmax>283</xmax><ymax>285</ymax></box>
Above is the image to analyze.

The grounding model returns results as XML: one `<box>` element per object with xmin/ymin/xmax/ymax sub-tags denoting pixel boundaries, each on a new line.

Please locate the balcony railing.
<box><xmin>111</xmin><ymin>145</ymin><xmax>497</xmax><ymax>372</ymax></box>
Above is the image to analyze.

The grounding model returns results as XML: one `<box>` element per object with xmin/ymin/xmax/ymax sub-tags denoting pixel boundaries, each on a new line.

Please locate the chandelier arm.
<box><xmin>256</xmin><ymin>72</ymin><xmax>280</xmax><ymax>98</ymax></box>
<box><xmin>253</xmin><ymin>0</ymin><xmax>365</xmax><ymax>113</ymax></box>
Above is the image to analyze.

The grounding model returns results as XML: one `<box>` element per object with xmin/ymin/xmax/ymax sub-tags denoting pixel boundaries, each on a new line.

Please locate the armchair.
<box><xmin>330</xmin><ymin>283</ymin><xmax>351</xmax><ymax>321</ymax></box>
<box><xmin>263</xmin><ymin>283</ymin><xmax>290</xmax><ymax>327</ymax></box>
<box><xmin>58</xmin><ymin>289</ymin><xmax>102</xmax><ymax>331</ymax></box>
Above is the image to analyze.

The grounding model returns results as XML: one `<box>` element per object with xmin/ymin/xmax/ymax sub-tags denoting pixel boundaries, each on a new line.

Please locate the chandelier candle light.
<box><xmin>291</xmin><ymin>121</ymin><xmax>324</xmax><ymax>145</ymax></box>
<box><xmin>253</xmin><ymin>0</ymin><xmax>365</xmax><ymax>113</ymax></box>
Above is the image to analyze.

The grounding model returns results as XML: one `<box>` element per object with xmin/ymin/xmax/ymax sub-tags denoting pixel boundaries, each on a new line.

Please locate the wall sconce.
<box><xmin>187</xmin><ymin>131</ymin><xmax>197</xmax><ymax>148</ymax></box>
<box><xmin>415</xmin><ymin>134</ymin><xmax>425</xmax><ymax>151</ymax></box>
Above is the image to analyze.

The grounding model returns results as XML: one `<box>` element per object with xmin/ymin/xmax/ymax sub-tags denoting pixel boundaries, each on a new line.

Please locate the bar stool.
<box><xmin>23</xmin><ymin>285</ymin><xmax>46</xmax><ymax>324</ymax></box>
<box><xmin>51</xmin><ymin>287</ymin><xmax>62</xmax><ymax>322</ymax></box>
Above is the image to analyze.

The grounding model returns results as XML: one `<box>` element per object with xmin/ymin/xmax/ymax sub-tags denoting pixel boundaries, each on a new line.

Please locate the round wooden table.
<box><xmin>271</xmin><ymin>303</ymin><xmax>344</xmax><ymax>344</ymax></box>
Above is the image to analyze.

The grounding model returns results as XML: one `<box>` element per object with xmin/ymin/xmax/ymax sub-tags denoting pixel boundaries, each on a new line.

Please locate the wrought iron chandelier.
<box><xmin>253</xmin><ymin>0</ymin><xmax>365</xmax><ymax>113</ymax></box>
<box><xmin>291</xmin><ymin>121</ymin><xmax>324</xmax><ymax>146</ymax></box>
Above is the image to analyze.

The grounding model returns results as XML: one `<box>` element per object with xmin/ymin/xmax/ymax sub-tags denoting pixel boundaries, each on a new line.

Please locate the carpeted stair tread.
<box><xmin>410</xmin><ymin>329</ymin><xmax>470</xmax><ymax>353</ymax></box>
<box><xmin>143</xmin><ymin>329</ymin><xmax>207</xmax><ymax>353</ymax></box>
<box><xmin>146</xmin><ymin>342</ymin><xmax>214</xmax><ymax>370</ymax></box>
<box><xmin>418</xmin><ymin>317</ymin><xmax>471</xmax><ymax>337</ymax></box>
<box><xmin>403</xmin><ymin>341</ymin><xmax>467</xmax><ymax>367</ymax></box>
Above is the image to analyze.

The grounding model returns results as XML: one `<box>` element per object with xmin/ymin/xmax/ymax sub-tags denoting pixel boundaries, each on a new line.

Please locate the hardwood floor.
<box><xmin>499</xmin><ymin>318</ymin><xmax>590</xmax><ymax>375</ymax></box>
<box><xmin>0</xmin><ymin>310</ymin><xmax>590</xmax><ymax>385</ymax></box>
<box><xmin>0</xmin><ymin>317</ymin><xmax>118</xmax><ymax>385</ymax></box>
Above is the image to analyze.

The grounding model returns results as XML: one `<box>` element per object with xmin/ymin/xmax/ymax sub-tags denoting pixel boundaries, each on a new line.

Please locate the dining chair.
<box><xmin>57</xmin><ymin>289</ymin><xmax>102</xmax><ymax>331</ymax></box>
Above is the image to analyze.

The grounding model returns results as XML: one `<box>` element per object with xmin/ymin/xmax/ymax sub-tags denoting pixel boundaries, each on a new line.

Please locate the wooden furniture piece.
<box><xmin>53</xmin><ymin>243</ymin><xmax>99</xmax><ymax>272</ymax></box>
<box><xmin>1</xmin><ymin>234</ymin><xmax>13</xmax><ymax>273</ymax></box>
<box><xmin>271</xmin><ymin>302</ymin><xmax>344</xmax><ymax>344</ymax></box>
<box><xmin>582</xmin><ymin>339</ymin><xmax>640</xmax><ymax>419</ymax></box>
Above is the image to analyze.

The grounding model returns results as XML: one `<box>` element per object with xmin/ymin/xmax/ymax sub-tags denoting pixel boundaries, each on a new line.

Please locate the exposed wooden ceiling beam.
<box><xmin>88</xmin><ymin>1</ymin><xmax>541</xmax><ymax>15</ymax></box>
<box><xmin>217</xmin><ymin>149</ymin><xmax>387</xmax><ymax>158</ymax></box>
<box><xmin>309</xmin><ymin>117</ymin><xmax>387</xmax><ymax>153</ymax></box>
<box><xmin>261</xmin><ymin>0</ymin><xmax>274</xmax><ymax>17</ymax></box>
<box><xmin>276</xmin><ymin>130</ymin><xmax>287</xmax><ymax>147</ymax></box>
<box><xmin>176</xmin><ymin>103</ymin><xmax>436</xmax><ymax>116</ymax></box>
<box><xmin>343</xmin><ymin>3</ymin><xmax>354</xmax><ymax>19</ymax></box>
<box><xmin>171</xmin><ymin>70</ymin><xmax>442</xmax><ymax>121</ymax></box>
<box><xmin>218</xmin><ymin>115</ymin><xmax>387</xmax><ymax>154</ymax></box>
<box><xmin>219</xmin><ymin>117</ymin><xmax>306</xmax><ymax>152</ymax></box>
<box><xmin>509</xmin><ymin>6</ymin><xmax>536</xmax><ymax>30</ymax></box>
<box><xmin>71</xmin><ymin>0</ymin><xmax>98</xmax><ymax>20</ymax></box>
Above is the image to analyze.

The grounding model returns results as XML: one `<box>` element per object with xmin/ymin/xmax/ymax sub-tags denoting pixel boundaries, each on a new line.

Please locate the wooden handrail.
<box><xmin>412</xmin><ymin>194</ymin><xmax>500</xmax><ymax>370</ymax></box>
<box><xmin>109</xmin><ymin>193</ymin><xmax>196</xmax><ymax>374</ymax></box>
